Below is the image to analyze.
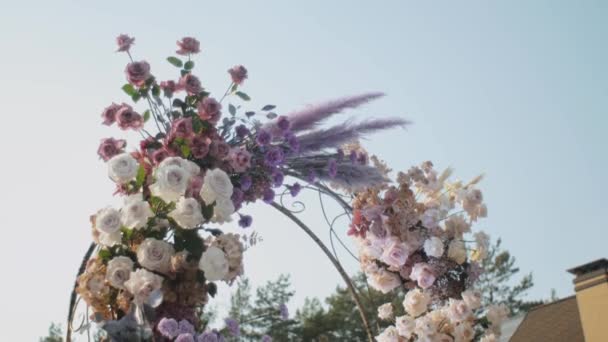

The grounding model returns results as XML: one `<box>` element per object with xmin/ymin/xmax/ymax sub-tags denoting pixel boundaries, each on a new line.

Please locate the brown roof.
<box><xmin>509</xmin><ymin>296</ymin><xmax>584</xmax><ymax>342</ymax></box>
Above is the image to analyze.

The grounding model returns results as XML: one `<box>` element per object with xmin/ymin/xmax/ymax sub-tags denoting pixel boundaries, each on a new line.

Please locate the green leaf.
<box><xmin>261</xmin><ymin>104</ymin><xmax>276</xmax><ymax>111</ymax></box>
<box><xmin>184</xmin><ymin>60</ymin><xmax>195</xmax><ymax>70</ymax></box>
<box><xmin>142</xmin><ymin>110</ymin><xmax>151</xmax><ymax>123</ymax></box>
<box><xmin>228</xmin><ymin>104</ymin><xmax>237</xmax><ymax>116</ymax></box>
<box><xmin>231</xmin><ymin>83</ymin><xmax>238</xmax><ymax>92</ymax></box>
<box><xmin>122</xmin><ymin>84</ymin><xmax>136</xmax><ymax>96</ymax></box>
<box><xmin>181</xmin><ymin>144</ymin><xmax>191</xmax><ymax>158</ymax></box>
<box><xmin>167</xmin><ymin>56</ymin><xmax>183</xmax><ymax>68</ymax></box>
<box><xmin>151</xmin><ymin>84</ymin><xmax>161</xmax><ymax>97</ymax></box>
<box><xmin>135</xmin><ymin>165</ymin><xmax>146</xmax><ymax>188</ymax></box>
<box><xmin>131</xmin><ymin>93</ymin><xmax>142</xmax><ymax>102</ymax></box>
<box><xmin>98</xmin><ymin>249</ymin><xmax>112</xmax><ymax>263</ymax></box>
<box><xmin>266</xmin><ymin>112</ymin><xmax>278</xmax><ymax>119</ymax></box>
<box><xmin>235</xmin><ymin>91</ymin><xmax>251</xmax><ymax>101</ymax></box>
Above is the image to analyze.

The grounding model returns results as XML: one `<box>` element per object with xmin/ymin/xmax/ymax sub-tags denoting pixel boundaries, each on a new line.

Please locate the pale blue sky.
<box><xmin>0</xmin><ymin>1</ymin><xmax>606</xmax><ymax>340</ymax></box>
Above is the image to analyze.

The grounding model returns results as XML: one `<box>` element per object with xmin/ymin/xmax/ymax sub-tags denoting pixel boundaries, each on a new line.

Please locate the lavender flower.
<box><xmin>285</xmin><ymin>132</ymin><xmax>300</xmax><ymax>152</ymax></box>
<box><xmin>262</xmin><ymin>335</ymin><xmax>273</xmax><ymax>342</ymax></box>
<box><xmin>307</xmin><ymin>170</ymin><xmax>317</xmax><ymax>183</ymax></box>
<box><xmin>224</xmin><ymin>318</ymin><xmax>240</xmax><ymax>337</ymax></box>
<box><xmin>262</xmin><ymin>188</ymin><xmax>275</xmax><ymax>203</ymax></box>
<box><xmin>349</xmin><ymin>150</ymin><xmax>357</xmax><ymax>163</ymax></box>
<box><xmin>197</xmin><ymin>332</ymin><xmax>219</xmax><ymax>342</ymax></box>
<box><xmin>279</xmin><ymin>303</ymin><xmax>289</xmax><ymax>320</ymax></box>
<box><xmin>240</xmin><ymin>175</ymin><xmax>252</xmax><ymax>191</ymax></box>
<box><xmin>289</xmin><ymin>183</ymin><xmax>301</xmax><ymax>197</ymax></box>
<box><xmin>176</xmin><ymin>333</ymin><xmax>195</xmax><ymax>342</ymax></box>
<box><xmin>256</xmin><ymin>129</ymin><xmax>272</xmax><ymax>146</ymax></box>
<box><xmin>272</xmin><ymin>170</ymin><xmax>284</xmax><ymax>187</ymax></box>
<box><xmin>238</xmin><ymin>214</ymin><xmax>252</xmax><ymax>228</ymax></box>
<box><xmin>327</xmin><ymin>158</ymin><xmax>338</xmax><ymax>178</ymax></box>
<box><xmin>235</xmin><ymin>124</ymin><xmax>250</xmax><ymax>138</ymax></box>
<box><xmin>178</xmin><ymin>319</ymin><xmax>195</xmax><ymax>335</ymax></box>
<box><xmin>116</xmin><ymin>34</ymin><xmax>135</xmax><ymax>52</ymax></box>
<box><xmin>157</xmin><ymin>317</ymin><xmax>179</xmax><ymax>339</ymax></box>
<box><xmin>336</xmin><ymin>149</ymin><xmax>345</xmax><ymax>162</ymax></box>
<box><xmin>264</xmin><ymin>147</ymin><xmax>284</xmax><ymax>166</ymax></box>
<box><xmin>276</xmin><ymin>116</ymin><xmax>290</xmax><ymax>131</ymax></box>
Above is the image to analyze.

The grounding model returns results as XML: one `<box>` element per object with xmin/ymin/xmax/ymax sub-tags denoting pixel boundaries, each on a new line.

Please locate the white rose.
<box><xmin>358</xmin><ymin>236</ymin><xmax>386</xmax><ymax>260</ymax></box>
<box><xmin>211</xmin><ymin>197</ymin><xmax>235</xmax><ymax>223</ymax></box>
<box><xmin>159</xmin><ymin>157</ymin><xmax>200</xmax><ymax>177</ymax></box>
<box><xmin>98</xmin><ymin>231</ymin><xmax>122</xmax><ymax>247</ymax></box>
<box><xmin>403</xmin><ymin>288</ymin><xmax>430</xmax><ymax>317</ymax></box>
<box><xmin>423</xmin><ymin>236</ymin><xmax>445</xmax><ymax>258</ymax></box>
<box><xmin>377</xmin><ymin>302</ymin><xmax>394</xmax><ymax>320</ymax></box>
<box><xmin>95</xmin><ymin>207</ymin><xmax>122</xmax><ymax>234</ymax></box>
<box><xmin>375</xmin><ymin>326</ymin><xmax>399</xmax><ymax>342</ymax></box>
<box><xmin>200</xmin><ymin>168</ymin><xmax>234</xmax><ymax>204</ymax></box>
<box><xmin>454</xmin><ymin>322</ymin><xmax>475</xmax><ymax>342</ymax></box>
<box><xmin>137</xmin><ymin>238</ymin><xmax>174</xmax><ymax>273</ymax></box>
<box><xmin>150</xmin><ymin>164</ymin><xmax>190</xmax><ymax>202</ymax></box>
<box><xmin>448</xmin><ymin>239</ymin><xmax>467</xmax><ymax>264</ymax></box>
<box><xmin>461</xmin><ymin>289</ymin><xmax>482</xmax><ymax>310</ymax></box>
<box><xmin>108</xmin><ymin>153</ymin><xmax>139</xmax><ymax>184</ymax></box>
<box><xmin>106</xmin><ymin>256</ymin><xmax>134</xmax><ymax>289</ymax></box>
<box><xmin>368</xmin><ymin>268</ymin><xmax>401</xmax><ymax>294</ymax></box>
<box><xmin>124</xmin><ymin>268</ymin><xmax>163</xmax><ymax>305</ymax></box>
<box><xmin>169</xmin><ymin>197</ymin><xmax>204</xmax><ymax>229</ymax></box>
<box><xmin>447</xmin><ymin>299</ymin><xmax>472</xmax><ymax>323</ymax></box>
<box><xmin>199</xmin><ymin>246</ymin><xmax>229</xmax><ymax>281</ymax></box>
<box><xmin>486</xmin><ymin>304</ymin><xmax>509</xmax><ymax>326</ymax></box>
<box><xmin>395</xmin><ymin>315</ymin><xmax>415</xmax><ymax>339</ymax></box>
<box><xmin>121</xmin><ymin>194</ymin><xmax>154</xmax><ymax>229</ymax></box>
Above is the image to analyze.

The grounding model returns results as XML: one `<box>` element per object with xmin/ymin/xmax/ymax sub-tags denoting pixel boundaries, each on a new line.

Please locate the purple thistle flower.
<box><xmin>262</xmin><ymin>335</ymin><xmax>273</xmax><ymax>342</ymax></box>
<box><xmin>238</xmin><ymin>214</ymin><xmax>252</xmax><ymax>228</ymax></box>
<box><xmin>256</xmin><ymin>129</ymin><xmax>272</xmax><ymax>146</ymax></box>
<box><xmin>264</xmin><ymin>147</ymin><xmax>284</xmax><ymax>166</ymax></box>
<box><xmin>276</xmin><ymin>115</ymin><xmax>290</xmax><ymax>131</ymax></box>
<box><xmin>289</xmin><ymin>183</ymin><xmax>301</xmax><ymax>197</ymax></box>
<box><xmin>157</xmin><ymin>317</ymin><xmax>179</xmax><ymax>339</ymax></box>
<box><xmin>235</xmin><ymin>124</ymin><xmax>250</xmax><ymax>138</ymax></box>
<box><xmin>224</xmin><ymin>318</ymin><xmax>240</xmax><ymax>337</ymax></box>
<box><xmin>262</xmin><ymin>188</ymin><xmax>275</xmax><ymax>203</ymax></box>
<box><xmin>272</xmin><ymin>170</ymin><xmax>284</xmax><ymax>187</ymax></box>
<box><xmin>279</xmin><ymin>304</ymin><xmax>289</xmax><ymax>320</ymax></box>
<box><xmin>178</xmin><ymin>319</ymin><xmax>195</xmax><ymax>335</ymax></box>
<box><xmin>176</xmin><ymin>333</ymin><xmax>195</xmax><ymax>342</ymax></box>
<box><xmin>284</xmin><ymin>132</ymin><xmax>300</xmax><ymax>152</ymax></box>
<box><xmin>240</xmin><ymin>175</ymin><xmax>252</xmax><ymax>191</ymax></box>
<box><xmin>197</xmin><ymin>332</ymin><xmax>219</xmax><ymax>342</ymax></box>
<box><xmin>327</xmin><ymin>158</ymin><xmax>338</xmax><ymax>178</ymax></box>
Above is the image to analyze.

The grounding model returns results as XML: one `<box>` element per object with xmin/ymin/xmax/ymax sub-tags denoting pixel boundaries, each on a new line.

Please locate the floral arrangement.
<box><xmin>349</xmin><ymin>161</ymin><xmax>509</xmax><ymax>342</ymax></box>
<box><xmin>73</xmin><ymin>34</ymin><xmax>408</xmax><ymax>341</ymax></box>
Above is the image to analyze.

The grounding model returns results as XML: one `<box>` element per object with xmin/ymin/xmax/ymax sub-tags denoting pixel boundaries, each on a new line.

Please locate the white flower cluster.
<box><xmin>93</xmin><ymin>194</ymin><xmax>154</xmax><ymax>246</ymax></box>
<box><xmin>198</xmin><ymin>233</ymin><xmax>244</xmax><ymax>283</ymax></box>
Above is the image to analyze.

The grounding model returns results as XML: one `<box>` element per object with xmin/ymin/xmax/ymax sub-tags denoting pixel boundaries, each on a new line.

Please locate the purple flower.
<box><xmin>171</xmin><ymin>117</ymin><xmax>193</xmax><ymax>138</ymax></box>
<box><xmin>240</xmin><ymin>175</ymin><xmax>252</xmax><ymax>191</ymax></box>
<box><xmin>279</xmin><ymin>303</ymin><xmax>289</xmax><ymax>320</ymax></box>
<box><xmin>191</xmin><ymin>136</ymin><xmax>211</xmax><ymax>159</ymax></box>
<box><xmin>228</xmin><ymin>65</ymin><xmax>248</xmax><ymax>85</ymax></box>
<box><xmin>232</xmin><ymin>188</ymin><xmax>244</xmax><ymax>209</ymax></box>
<box><xmin>336</xmin><ymin>149</ymin><xmax>344</xmax><ymax>162</ymax></box>
<box><xmin>209</xmin><ymin>140</ymin><xmax>230</xmax><ymax>159</ymax></box>
<box><xmin>179</xmin><ymin>74</ymin><xmax>203</xmax><ymax>95</ymax></box>
<box><xmin>179</xmin><ymin>319</ymin><xmax>195</xmax><ymax>335</ymax></box>
<box><xmin>224</xmin><ymin>318</ymin><xmax>240</xmax><ymax>337</ymax></box>
<box><xmin>157</xmin><ymin>317</ymin><xmax>179</xmax><ymax>339</ymax></box>
<box><xmin>176</xmin><ymin>37</ymin><xmax>201</xmax><ymax>55</ymax></box>
<box><xmin>262</xmin><ymin>188</ymin><xmax>275</xmax><ymax>204</ymax></box>
<box><xmin>264</xmin><ymin>147</ymin><xmax>284</xmax><ymax>166</ymax></box>
<box><xmin>256</xmin><ymin>129</ymin><xmax>271</xmax><ymax>146</ymax></box>
<box><xmin>116</xmin><ymin>34</ymin><xmax>135</xmax><ymax>52</ymax></box>
<box><xmin>176</xmin><ymin>333</ymin><xmax>195</xmax><ymax>342</ymax></box>
<box><xmin>235</xmin><ymin>124</ymin><xmax>249</xmax><ymax>138</ymax></box>
<box><xmin>284</xmin><ymin>132</ymin><xmax>300</xmax><ymax>152</ymax></box>
<box><xmin>327</xmin><ymin>158</ymin><xmax>338</xmax><ymax>178</ymax></box>
<box><xmin>116</xmin><ymin>105</ymin><xmax>143</xmax><ymax>130</ymax></box>
<box><xmin>349</xmin><ymin>150</ymin><xmax>357</xmax><ymax>163</ymax></box>
<box><xmin>272</xmin><ymin>170</ymin><xmax>284</xmax><ymax>187</ymax></box>
<box><xmin>289</xmin><ymin>183</ymin><xmax>301</xmax><ymax>197</ymax></box>
<box><xmin>97</xmin><ymin>137</ymin><xmax>126</xmax><ymax>161</ymax></box>
<box><xmin>197</xmin><ymin>332</ymin><xmax>219</xmax><ymax>342</ymax></box>
<box><xmin>238</xmin><ymin>214</ymin><xmax>252</xmax><ymax>228</ymax></box>
<box><xmin>198</xmin><ymin>97</ymin><xmax>222</xmax><ymax>125</ymax></box>
<box><xmin>357</xmin><ymin>152</ymin><xmax>368</xmax><ymax>165</ymax></box>
<box><xmin>125</xmin><ymin>61</ymin><xmax>150</xmax><ymax>87</ymax></box>
<box><xmin>307</xmin><ymin>170</ymin><xmax>317</xmax><ymax>183</ymax></box>
<box><xmin>229</xmin><ymin>148</ymin><xmax>251</xmax><ymax>173</ymax></box>
<box><xmin>276</xmin><ymin>116</ymin><xmax>290</xmax><ymax>131</ymax></box>
<box><xmin>101</xmin><ymin>102</ymin><xmax>121</xmax><ymax>125</ymax></box>
<box><xmin>262</xmin><ymin>335</ymin><xmax>272</xmax><ymax>342</ymax></box>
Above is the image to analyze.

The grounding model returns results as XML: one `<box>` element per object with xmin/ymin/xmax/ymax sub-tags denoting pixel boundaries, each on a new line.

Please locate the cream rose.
<box><xmin>211</xmin><ymin>197</ymin><xmax>235</xmax><ymax>223</ymax></box>
<box><xmin>200</xmin><ymin>168</ymin><xmax>234</xmax><ymax>204</ymax></box>
<box><xmin>448</xmin><ymin>239</ymin><xmax>467</xmax><ymax>264</ymax></box>
<box><xmin>447</xmin><ymin>299</ymin><xmax>472</xmax><ymax>323</ymax></box>
<box><xmin>199</xmin><ymin>246</ymin><xmax>229</xmax><ymax>281</ymax></box>
<box><xmin>375</xmin><ymin>326</ymin><xmax>399</xmax><ymax>342</ymax></box>
<box><xmin>377</xmin><ymin>302</ymin><xmax>394</xmax><ymax>320</ymax></box>
<box><xmin>486</xmin><ymin>304</ymin><xmax>509</xmax><ymax>326</ymax></box>
<box><xmin>121</xmin><ymin>194</ymin><xmax>154</xmax><ymax>229</ymax></box>
<box><xmin>423</xmin><ymin>236</ymin><xmax>445</xmax><ymax>258</ymax></box>
<box><xmin>381</xmin><ymin>238</ymin><xmax>409</xmax><ymax>269</ymax></box>
<box><xmin>454</xmin><ymin>322</ymin><xmax>475</xmax><ymax>342</ymax></box>
<box><xmin>395</xmin><ymin>315</ymin><xmax>415</xmax><ymax>339</ymax></box>
<box><xmin>403</xmin><ymin>288</ymin><xmax>430</xmax><ymax>317</ymax></box>
<box><xmin>108</xmin><ymin>153</ymin><xmax>139</xmax><ymax>184</ymax></box>
<box><xmin>137</xmin><ymin>238</ymin><xmax>174</xmax><ymax>273</ymax></box>
<box><xmin>106</xmin><ymin>256</ymin><xmax>134</xmax><ymax>289</ymax></box>
<box><xmin>150</xmin><ymin>164</ymin><xmax>190</xmax><ymax>202</ymax></box>
<box><xmin>368</xmin><ymin>268</ymin><xmax>401</xmax><ymax>294</ymax></box>
<box><xmin>461</xmin><ymin>289</ymin><xmax>482</xmax><ymax>310</ymax></box>
<box><xmin>124</xmin><ymin>268</ymin><xmax>163</xmax><ymax>305</ymax></box>
<box><xmin>169</xmin><ymin>197</ymin><xmax>204</xmax><ymax>229</ymax></box>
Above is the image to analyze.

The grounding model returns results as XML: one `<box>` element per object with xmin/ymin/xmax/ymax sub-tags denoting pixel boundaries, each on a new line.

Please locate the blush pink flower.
<box><xmin>116</xmin><ymin>105</ymin><xmax>144</xmax><ymax>130</ymax></box>
<box><xmin>228</xmin><ymin>65</ymin><xmax>248</xmax><ymax>85</ymax></box>
<box><xmin>190</xmin><ymin>136</ymin><xmax>211</xmax><ymax>159</ymax></box>
<box><xmin>197</xmin><ymin>97</ymin><xmax>222</xmax><ymax>125</ymax></box>
<box><xmin>410</xmin><ymin>263</ymin><xmax>436</xmax><ymax>289</ymax></box>
<box><xmin>171</xmin><ymin>117</ymin><xmax>193</xmax><ymax>139</ymax></box>
<box><xmin>160</xmin><ymin>80</ymin><xmax>177</xmax><ymax>97</ymax></box>
<box><xmin>151</xmin><ymin>148</ymin><xmax>171</xmax><ymax>165</ymax></box>
<box><xmin>116</xmin><ymin>34</ymin><xmax>135</xmax><ymax>52</ymax></box>
<box><xmin>179</xmin><ymin>74</ymin><xmax>202</xmax><ymax>95</ymax></box>
<box><xmin>176</xmin><ymin>37</ymin><xmax>201</xmax><ymax>55</ymax></box>
<box><xmin>209</xmin><ymin>140</ymin><xmax>230</xmax><ymax>160</ymax></box>
<box><xmin>229</xmin><ymin>148</ymin><xmax>251</xmax><ymax>173</ymax></box>
<box><xmin>101</xmin><ymin>103</ymin><xmax>122</xmax><ymax>125</ymax></box>
<box><xmin>381</xmin><ymin>238</ymin><xmax>410</xmax><ymax>269</ymax></box>
<box><xmin>125</xmin><ymin>61</ymin><xmax>151</xmax><ymax>87</ymax></box>
<box><xmin>97</xmin><ymin>138</ymin><xmax>126</xmax><ymax>161</ymax></box>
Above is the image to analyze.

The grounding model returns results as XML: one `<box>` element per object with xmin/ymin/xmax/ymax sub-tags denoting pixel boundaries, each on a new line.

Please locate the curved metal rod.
<box><xmin>67</xmin><ymin>242</ymin><xmax>97</xmax><ymax>342</ymax></box>
<box><xmin>270</xmin><ymin>202</ymin><xmax>375</xmax><ymax>342</ymax></box>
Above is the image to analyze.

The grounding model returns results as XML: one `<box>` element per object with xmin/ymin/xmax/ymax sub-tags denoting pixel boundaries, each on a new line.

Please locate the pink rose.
<box><xmin>381</xmin><ymin>238</ymin><xmax>409</xmax><ymax>269</ymax></box>
<box><xmin>229</xmin><ymin>148</ymin><xmax>251</xmax><ymax>173</ymax></box>
<box><xmin>179</xmin><ymin>74</ymin><xmax>202</xmax><ymax>95</ymax></box>
<box><xmin>176</xmin><ymin>37</ymin><xmax>201</xmax><ymax>55</ymax></box>
<box><xmin>190</xmin><ymin>136</ymin><xmax>211</xmax><ymax>159</ymax></box>
<box><xmin>116</xmin><ymin>105</ymin><xmax>144</xmax><ymax>130</ymax></box>
<box><xmin>160</xmin><ymin>80</ymin><xmax>177</xmax><ymax>97</ymax></box>
<box><xmin>197</xmin><ymin>97</ymin><xmax>222</xmax><ymax>124</ymax></box>
<box><xmin>101</xmin><ymin>103</ymin><xmax>121</xmax><ymax>125</ymax></box>
<box><xmin>97</xmin><ymin>138</ymin><xmax>126</xmax><ymax>161</ymax></box>
<box><xmin>228</xmin><ymin>65</ymin><xmax>248</xmax><ymax>85</ymax></box>
<box><xmin>410</xmin><ymin>263</ymin><xmax>436</xmax><ymax>289</ymax></box>
<box><xmin>151</xmin><ymin>149</ymin><xmax>170</xmax><ymax>165</ymax></box>
<box><xmin>209</xmin><ymin>140</ymin><xmax>230</xmax><ymax>159</ymax></box>
<box><xmin>125</xmin><ymin>61</ymin><xmax>151</xmax><ymax>87</ymax></box>
<box><xmin>171</xmin><ymin>117</ymin><xmax>193</xmax><ymax>139</ymax></box>
<box><xmin>116</xmin><ymin>34</ymin><xmax>135</xmax><ymax>52</ymax></box>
